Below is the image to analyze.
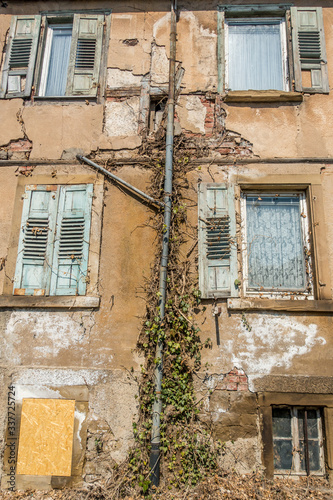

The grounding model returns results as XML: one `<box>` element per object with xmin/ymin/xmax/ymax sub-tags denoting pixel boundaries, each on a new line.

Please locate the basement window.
<box><xmin>241</xmin><ymin>192</ymin><xmax>312</xmax><ymax>296</ymax></box>
<box><xmin>17</xmin><ymin>399</ymin><xmax>75</xmax><ymax>476</ymax></box>
<box><xmin>273</xmin><ymin>407</ymin><xmax>325</xmax><ymax>475</ymax></box>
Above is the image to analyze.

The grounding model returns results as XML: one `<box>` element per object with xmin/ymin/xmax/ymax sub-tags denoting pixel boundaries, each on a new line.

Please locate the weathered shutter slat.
<box><xmin>13</xmin><ymin>186</ymin><xmax>57</xmax><ymax>296</ymax></box>
<box><xmin>50</xmin><ymin>184</ymin><xmax>93</xmax><ymax>296</ymax></box>
<box><xmin>0</xmin><ymin>15</ymin><xmax>41</xmax><ymax>98</ymax></box>
<box><xmin>198</xmin><ymin>183</ymin><xmax>238</xmax><ymax>298</ymax></box>
<box><xmin>66</xmin><ymin>14</ymin><xmax>103</xmax><ymax>96</ymax></box>
<box><xmin>291</xmin><ymin>7</ymin><xmax>328</xmax><ymax>93</ymax></box>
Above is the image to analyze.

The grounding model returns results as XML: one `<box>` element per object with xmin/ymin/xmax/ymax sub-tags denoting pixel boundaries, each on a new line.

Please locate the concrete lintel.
<box><xmin>227</xmin><ymin>298</ymin><xmax>333</xmax><ymax>312</ymax></box>
<box><xmin>0</xmin><ymin>295</ymin><xmax>100</xmax><ymax>308</ymax></box>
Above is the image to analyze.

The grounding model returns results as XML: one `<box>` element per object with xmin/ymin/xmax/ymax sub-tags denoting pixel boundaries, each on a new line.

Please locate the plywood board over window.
<box><xmin>16</xmin><ymin>399</ymin><xmax>75</xmax><ymax>476</ymax></box>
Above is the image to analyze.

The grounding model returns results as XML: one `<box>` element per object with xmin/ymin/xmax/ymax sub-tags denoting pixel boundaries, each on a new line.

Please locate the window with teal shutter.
<box><xmin>291</xmin><ymin>7</ymin><xmax>329</xmax><ymax>93</ymax></box>
<box><xmin>50</xmin><ymin>185</ymin><xmax>93</xmax><ymax>295</ymax></box>
<box><xmin>218</xmin><ymin>5</ymin><xmax>328</xmax><ymax>95</ymax></box>
<box><xmin>0</xmin><ymin>15</ymin><xmax>41</xmax><ymax>98</ymax></box>
<box><xmin>198</xmin><ymin>183</ymin><xmax>238</xmax><ymax>298</ymax></box>
<box><xmin>1</xmin><ymin>12</ymin><xmax>109</xmax><ymax>99</ymax></box>
<box><xmin>14</xmin><ymin>184</ymin><xmax>93</xmax><ymax>296</ymax></box>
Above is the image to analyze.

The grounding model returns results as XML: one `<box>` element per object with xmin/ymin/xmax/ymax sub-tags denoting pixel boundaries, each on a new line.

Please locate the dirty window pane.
<box><xmin>246</xmin><ymin>194</ymin><xmax>306</xmax><ymax>290</ymax></box>
<box><xmin>299</xmin><ymin>439</ymin><xmax>321</xmax><ymax>471</ymax></box>
<box><xmin>228</xmin><ymin>21</ymin><xmax>284</xmax><ymax>91</ymax></box>
<box><xmin>273</xmin><ymin>408</ymin><xmax>292</xmax><ymax>437</ymax></box>
<box><xmin>45</xmin><ymin>25</ymin><xmax>72</xmax><ymax>96</ymax></box>
<box><xmin>298</xmin><ymin>410</ymin><xmax>319</xmax><ymax>439</ymax></box>
<box><xmin>273</xmin><ymin>439</ymin><xmax>293</xmax><ymax>470</ymax></box>
<box><xmin>307</xmin><ymin>410</ymin><xmax>319</xmax><ymax>439</ymax></box>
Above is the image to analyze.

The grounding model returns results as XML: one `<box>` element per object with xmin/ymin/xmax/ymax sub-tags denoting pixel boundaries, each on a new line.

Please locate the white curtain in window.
<box><xmin>228</xmin><ymin>22</ymin><xmax>284</xmax><ymax>91</ymax></box>
<box><xmin>45</xmin><ymin>26</ymin><xmax>72</xmax><ymax>97</ymax></box>
<box><xmin>246</xmin><ymin>196</ymin><xmax>306</xmax><ymax>290</ymax></box>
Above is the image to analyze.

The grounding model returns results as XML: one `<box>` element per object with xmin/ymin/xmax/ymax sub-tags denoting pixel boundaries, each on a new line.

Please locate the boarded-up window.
<box><xmin>17</xmin><ymin>399</ymin><xmax>75</xmax><ymax>476</ymax></box>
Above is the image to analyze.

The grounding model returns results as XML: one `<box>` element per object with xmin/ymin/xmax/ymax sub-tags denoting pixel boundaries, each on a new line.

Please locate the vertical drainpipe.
<box><xmin>149</xmin><ymin>0</ymin><xmax>177</xmax><ymax>488</ymax></box>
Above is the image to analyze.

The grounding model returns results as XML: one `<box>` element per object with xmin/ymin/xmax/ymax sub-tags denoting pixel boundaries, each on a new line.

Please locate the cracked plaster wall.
<box><xmin>2</xmin><ymin>1</ymin><xmax>333</xmax><ymax>482</ymax></box>
<box><xmin>1</xmin><ymin>7</ymin><xmax>333</xmax><ymax>158</ymax></box>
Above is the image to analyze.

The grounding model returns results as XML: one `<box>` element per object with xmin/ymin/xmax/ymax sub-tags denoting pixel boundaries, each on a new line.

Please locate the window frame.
<box><xmin>13</xmin><ymin>183</ymin><xmax>93</xmax><ymax>297</ymax></box>
<box><xmin>0</xmin><ymin>10</ymin><xmax>111</xmax><ymax>101</ymax></box>
<box><xmin>240</xmin><ymin>190</ymin><xmax>313</xmax><ymax>299</ymax></box>
<box><xmin>259</xmin><ymin>393</ymin><xmax>333</xmax><ymax>480</ymax></box>
<box><xmin>217</xmin><ymin>4</ymin><xmax>329</xmax><ymax>96</ymax></box>
<box><xmin>1</xmin><ymin>173</ymin><xmax>103</xmax><ymax>308</ymax></box>
<box><xmin>224</xmin><ymin>16</ymin><xmax>289</xmax><ymax>92</ymax></box>
<box><xmin>272</xmin><ymin>406</ymin><xmax>325</xmax><ymax>476</ymax></box>
<box><xmin>38</xmin><ymin>22</ymin><xmax>73</xmax><ymax>97</ymax></box>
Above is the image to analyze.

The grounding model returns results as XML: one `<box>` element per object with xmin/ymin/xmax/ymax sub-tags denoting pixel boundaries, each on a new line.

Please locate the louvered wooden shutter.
<box><xmin>66</xmin><ymin>14</ymin><xmax>103</xmax><ymax>96</ymax></box>
<box><xmin>0</xmin><ymin>15</ymin><xmax>41</xmax><ymax>98</ymax></box>
<box><xmin>291</xmin><ymin>7</ymin><xmax>328</xmax><ymax>93</ymax></box>
<box><xmin>198</xmin><ymin>183</ymin><xmax>238</xmax><ymax>298</ymax></box>
<box><xmin>50</xmin><ymin>184</ymin><xmax>93</xmax><ymax>296</ymax></box>
<box><xmin>13</xmin><ymin>186</ymin><xmax>57</xmax><ymax>296</ymax></box>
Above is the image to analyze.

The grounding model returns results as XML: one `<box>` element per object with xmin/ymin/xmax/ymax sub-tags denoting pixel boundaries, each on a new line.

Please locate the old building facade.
<box><xmin>1</xmin><ymin>0</ymin><xmax>333</xmax><ymax>491</ymax></box>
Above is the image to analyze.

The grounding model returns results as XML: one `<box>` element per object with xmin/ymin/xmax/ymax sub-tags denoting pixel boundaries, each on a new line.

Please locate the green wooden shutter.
<box><xmin>0</xmin><ymin>15</ymin><xmax>41</xmax><ymax>99</ymax></box>
<box><xmin>66</xmin><ymin>14</ymin><xmax>103</xmax><ymax>96</ymax></box>
<box><xmin>50</xmin><ymin>184</ymin><xmax>93</xmax><ymax>296</ymax></box>
<box><xmin>198</xmin><ymin>183</ymin><xmax>238</xmax><ymax>298</ymax></box>
<box><xmin>291</xmin><ymin>7</ymin><xmax>329</xmax><ymax>93</ymax></box>
<box><xmin>13</xmin><ymin>186</ymin><xmax>57</xmax><ymax>296</ymax></box>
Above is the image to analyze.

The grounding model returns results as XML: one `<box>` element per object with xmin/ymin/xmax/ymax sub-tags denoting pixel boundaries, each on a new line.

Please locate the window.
<box><xmin>226</xmin><ymin>18</ymin><xmax>287</xmax><ymax>91</ymax></box>
<box><xmin>198</xmin><ymin>183</ymin><xmax>321</xmax><ymax>300</ymax></box>
<box><xmin>241</xmin><ymin>192</ymin><xmax>312</xmax><ymax>296</ymax></box>
<box><xmin>0</xmin><ymin>12</ymin><xmax>109</xmax><ymax>99</ymax></box>
<box><xmin>13</xmin><ymin>184</ymin><xmax>93</xmax><ymax>296</ymax></box>
<box><xmin>39</xmin><ymin>24</ymin><xmax>73</xmax><ymax>97</ymax></box>
<box><xmin>219</xmin><ymin>5</ymin><xmax>329</xmax><ymax>94</ymax></box>
<box><xmin>273</xmin><ymin>407</ymin><xmax>325</xmax><ymax>475</ymax></box>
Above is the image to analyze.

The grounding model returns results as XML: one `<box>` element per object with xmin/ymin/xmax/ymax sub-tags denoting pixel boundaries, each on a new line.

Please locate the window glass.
<box><xmin>246</xmin><ymin>194</ymin><xmax>306</xmax><ymax>290</ymax></box>
<box><xmin>273</xmin><ymin>407</ymin><xmax>324</xmax><ymax>475</ymax></box>
<box><xmin>272</xmin><ymin>408</ymin><xmax>293</xmax><ymax>470</ymax></box>
<box><xmin>45</xmin><ymin>25</ymin><xmax>73</xmax><ymax>96</ymax></box>
<box><xmin>228</xmin><ymin>20</ymin><xmax>284</xmax><ymax>91</ymax></box>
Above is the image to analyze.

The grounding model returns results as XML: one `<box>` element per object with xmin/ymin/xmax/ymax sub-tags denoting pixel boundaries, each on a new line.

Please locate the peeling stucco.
<box><xmin>224</xmin><ymin>315</ymin><xmax>326</xmax><ymax>376</ymax></box>
<box><xmin>177</xmin><ymin>95</ymin><xmax>207</xmax><ymax>133</ymax></box>
<box><xmin>104</xmin><ymin>97</ymin><xmax>139</xmax><ymax>137</ymax></box>
<box><xmin>107</xmin><ymin>68</ymin><xmax>143</xmax><ymax>89</ymax></box>
<box><xmin>3</xmin><ymin>311</ymin><xmax>96</xmax><ymax>361</ymax></box>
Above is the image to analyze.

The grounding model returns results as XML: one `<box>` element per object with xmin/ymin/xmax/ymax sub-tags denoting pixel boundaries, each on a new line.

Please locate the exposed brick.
<box><xmin>239</xmin><ymin>375</ymin><xmax>248</xmax><ymax>384</ymax></box>
<box><xmin>238</xmin><ymin>384</ymin><xmax>249</xmax><ymax>391</ymax></box>
<box><xmin>9</xmin><ymin>139</ymin><xmax>32</xmax><ymax>152</ymax></box>
<box><xmin>226</xmin><ymin>382</ymin><xmax>238</xmax><ymax>391</ymax></box>
<box><xmin>218</xmin><ymin>148</ymin><xmax>234</xmax><ymax>155</ymax></box>
<box><xmin>226</xmin><ymin>375</ymin><xmax>241</xmax><ymax>384</ymax></box>
<box><xmin>231</xmin><ymin>368</ymin><xmax>245</xmax><ymax>376</ymax></box>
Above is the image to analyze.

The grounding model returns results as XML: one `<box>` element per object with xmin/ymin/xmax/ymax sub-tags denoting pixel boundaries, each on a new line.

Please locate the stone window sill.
<box><xmin>0</xmin><ymin>295</ymin><xmax>100</xmax><ymax>308</ymax></box>
<box><xmin>224</xmin><ymin>91</ymin><xmax>303</xmax><ymax>103</ymax></box>
<box><xmin>227</xmin><ymin>298</ymin><xmax>333</xmax><ymax>312</ymax></box>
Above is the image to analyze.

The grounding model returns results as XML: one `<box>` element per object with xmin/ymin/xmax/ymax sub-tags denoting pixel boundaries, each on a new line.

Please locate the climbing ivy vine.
<box><xmin>111</xmin><ymin>154</ymin><xmax>222</xmax><ymax>495</ymax></box>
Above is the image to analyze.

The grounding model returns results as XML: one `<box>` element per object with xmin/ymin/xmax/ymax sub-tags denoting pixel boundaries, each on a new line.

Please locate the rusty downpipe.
<box><xmin>149</xmin><ymin>0</ymin><xmax>177</xmax><ymax>488</ymax></box>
